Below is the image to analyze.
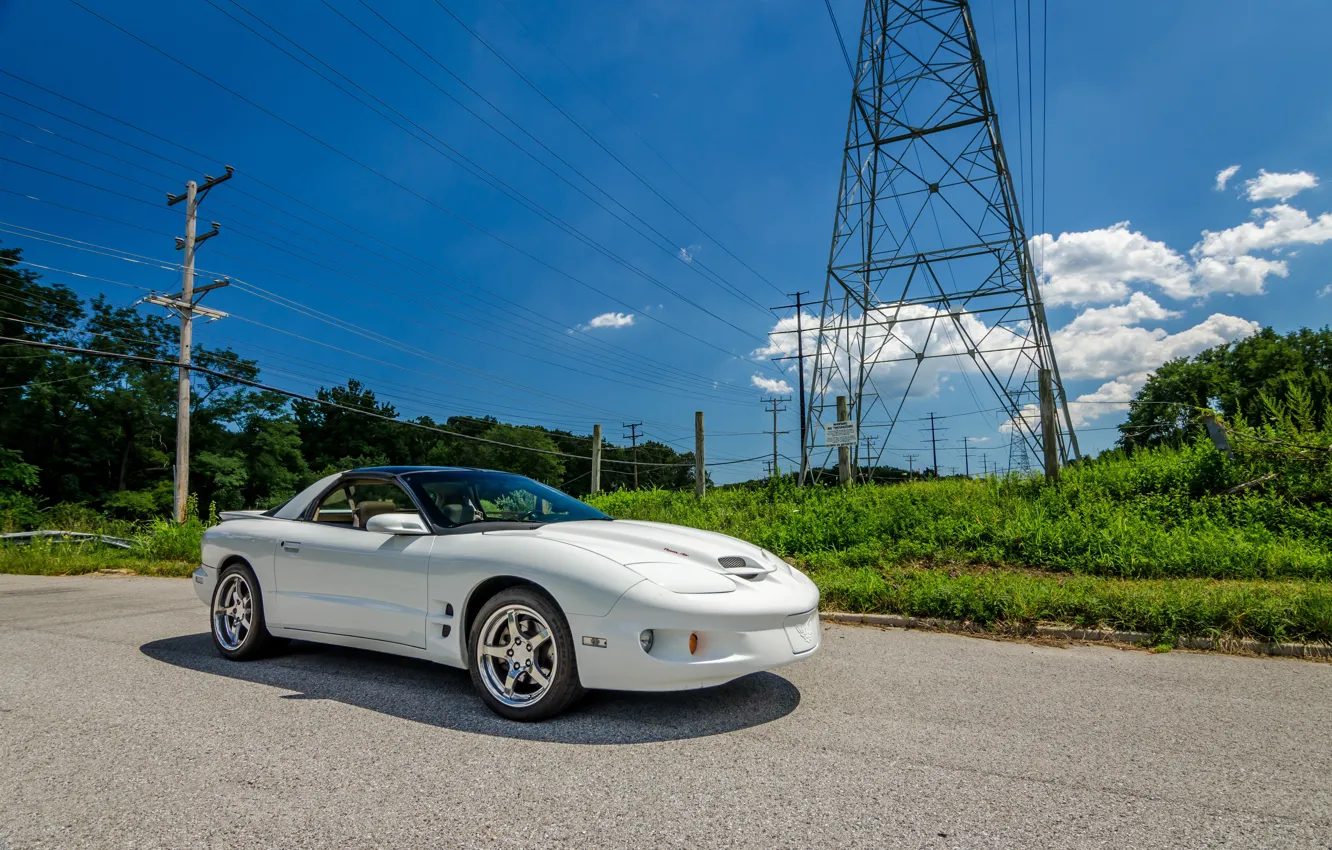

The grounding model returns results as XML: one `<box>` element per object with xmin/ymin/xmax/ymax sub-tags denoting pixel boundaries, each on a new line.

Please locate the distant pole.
<box><xmin>771</xmin><ymin>291</ymin><xmax>810</xmax><ymax>485</ymax></box>
<box><xmin>981</xmin><ymin>453</ymin><xmax>989</xmax><ymax>478</ymax></box>
<box><xmin>905</xmin><ymin>453</ymin><xmax>916</xmax><ymax>481</ymax></box>
<box><xmin>927</xmin><ymin>412</ymin><xmax>940</xmax><ymax>476</ymax></box>
<box><xmin>762</xmin><ymin>395</ymin><xmax>790</xmax><ymax>480</ymax></box>
<box><xmin>1039</xmin><ymin>368</ymin><xmax>1061</xmax><ymax>483</ymax></box>
<box><xmin>862</xmin><ymin>434</ymin><xmax>877</xmax><ymax>483</ymax></box>
<box><xmin>836</xmin><ymin>395</ymin><xmax>851</xmax><ymax>486</ymax></box>
<box><xmin>165</xmin><ymin>166</ymin><xmax>232</xmax><ymax>523</ymax></box>
<box><xmin>962</xmin><ymin>435</ymin><xmax>970</xmax><ymax>478</ymax></box>
<box><xmin>694</xmin><ymin>411</ymin><xmax>706</xmax><ymax>498</ymax></box>
<box><xmin>623</xmin><ymin>422</ymin><xmax>643</xmax><ymax>489</ymax></box>
<box><xmin>590</xmin><ymin>423</ymin><xmax>602</xmax><ymax>494</ymax></box>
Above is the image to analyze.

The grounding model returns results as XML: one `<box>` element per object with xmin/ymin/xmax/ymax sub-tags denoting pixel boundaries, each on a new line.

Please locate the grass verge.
<box><xmin>0</xmin><ymin>544</ymin><xmax>195</xmax><ymax>578</ymax></box>
<box><xmin>808</xmin><ymin>564</ymin><xmax>1332</xmax><ymax>646</ymax></box>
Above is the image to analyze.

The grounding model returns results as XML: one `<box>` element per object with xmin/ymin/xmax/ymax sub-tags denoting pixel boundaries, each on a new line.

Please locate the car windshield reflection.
<box><xmin>403</xmin><ymin>470</ymin><xmax>612</xmax><ymax>528</ymax></box>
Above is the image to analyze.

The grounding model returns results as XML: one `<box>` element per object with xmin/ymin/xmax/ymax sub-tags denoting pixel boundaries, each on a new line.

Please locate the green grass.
<box><xmin>590</xmin><ymin>442</ymin><xmax>1332</xmax><ymax>582</ymax></box>
<box><xmin>588</xmin><ymin>442</ymin><xmax>1332</xmax><ymax>645</ymax></box>
<box><xmin>0</xmin><ymin>542</ymin><xmax>196</xmax><ymax>577</ymax></box>
<box><xmin>812</xmin><ymin>565</ymin><xmax>1332</xmax><ymax>645</ymax></box>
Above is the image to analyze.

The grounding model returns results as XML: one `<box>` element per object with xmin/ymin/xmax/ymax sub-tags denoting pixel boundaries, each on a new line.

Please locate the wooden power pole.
<box><xmin>694</xmin><ymin>411</ymin><xmax>706</xmax><ymax>498</ymax></box>
<box><xmin>622</xmin><ymin>422</ymin><xmax>643</xmax><ymax>489</ymax></box>
<box><xmin>836</xmin><ymin>395</ymin><xmax>851</xmax><ymax>486</ymax></box>
<box><xmin>163</xmin><ymin>166</ymin><xmax>232</xmax><ymax>523</ymax></box>
<box><xmin>589</xmin><ymin>423</ymin><xmax>602</xmax><ymax>494</ymax></box>
<box><xmin>1039</xmin><ymin>368</ymin><xmax>1060</xmax><ymax>484</ymax></box>
<box><xmin>762</xmin><ymin>396</ymin><xmax>790</xmax><ymax>480</ymax></box>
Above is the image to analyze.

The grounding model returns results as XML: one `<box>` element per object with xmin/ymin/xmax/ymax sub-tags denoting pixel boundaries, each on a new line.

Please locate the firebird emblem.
<box><xmin>795</xmin><ymin>616</ymin><xmax>817</xmax><ymax>644</ymax></box>
<box><xmin>663</xmin><ymin>547</ymin><xmax>689</xmax><ymax>557</ymax></box>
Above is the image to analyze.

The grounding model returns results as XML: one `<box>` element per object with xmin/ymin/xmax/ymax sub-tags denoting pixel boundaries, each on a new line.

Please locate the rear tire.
<box><xmin>210</xmin><ymin>562</ymin><xmax>280</xmax><ymax>660</ymax></box>
<box><xmin>468</xmin><ymin>587</ymin><xmax>584</xmax><ymax>721</ymax></box>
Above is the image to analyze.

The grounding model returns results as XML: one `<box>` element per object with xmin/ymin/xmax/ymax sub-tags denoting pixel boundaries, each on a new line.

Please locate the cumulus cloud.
<box><xmin>1215</xmin><ymin>165</ymin><xmax>1241</xmax><ymax>191</ymax></box>
<box><xmin>678</xmin><ymin>244</ymin><xmax>701</xmax><ymax>264</ymax></box>
<box><xmin>750</xmin><ymin>374</ymin><xmax>793</xmax><ymax>394</ymax></box>
<box><xmin>1243</xmin><ymin>169</ymin><xmax>1319</xmax><ymax>202</ymax></box>
<box><xmin>1060</xmin><ymin>292</ymin><xmax>1180</xmax><ymax>333</ymax></box>
<box><xmin>580</xmin><ymin>311</ymin><xmax>635</xmax><ymax>330</ymax></box>
<box><xmin>1189</xmin><ymin>203</ymin><xmax>1332</xmax><ymax>295</ymax></box>
<box><xmin>1320</xmin><ymin>285</ymin><xmax>1332</xmax><ymax>298</ymax></box>
<box><xmin>1054</xmin><ymin>309</ymin><xmax>1258</xmax><ymax>382</ymax></box>
<box><xmin>1031</xmin><ymin>223</ymin><xmax>1192</xmax><ymax>305</ymax></box>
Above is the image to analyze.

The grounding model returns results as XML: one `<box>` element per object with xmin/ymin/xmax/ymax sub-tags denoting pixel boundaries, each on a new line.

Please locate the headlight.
<box><xmin>639</xmin><ymin>629</ymin><xmax>654</xmax><ymax>653</ymax></box>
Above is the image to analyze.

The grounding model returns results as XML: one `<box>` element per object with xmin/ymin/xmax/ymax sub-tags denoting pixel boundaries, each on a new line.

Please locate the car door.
<box><xmin>272</xmin><ymin>477</ymin><xmax>433</xmax><ymax>649</ymax></box>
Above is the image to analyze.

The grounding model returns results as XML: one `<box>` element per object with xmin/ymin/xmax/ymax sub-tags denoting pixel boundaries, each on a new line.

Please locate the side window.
<box><xmin>312</xmin><ymin>480</ymin><xmax>418</xmax><ymax>528</ymax></box>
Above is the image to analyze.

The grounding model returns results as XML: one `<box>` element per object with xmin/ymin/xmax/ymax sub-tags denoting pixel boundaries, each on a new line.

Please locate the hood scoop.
<box><xmin>716</xmin><ymin>555</ymin><xmax>776</xmax><ymax>580</ymax></box>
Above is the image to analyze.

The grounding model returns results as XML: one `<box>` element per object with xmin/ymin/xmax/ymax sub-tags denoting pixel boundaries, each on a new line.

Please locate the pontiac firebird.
<box><xmin>193</xmin><ymin>466</ymin><xmax>821</xmax><ymax>721</ymax></box>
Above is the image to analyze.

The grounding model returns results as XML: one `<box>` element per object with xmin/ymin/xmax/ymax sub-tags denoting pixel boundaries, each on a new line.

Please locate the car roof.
<box><xmin>348</xmin><ymin>465</ymin><xmax>472</xmax><ymax>475</ymax></box>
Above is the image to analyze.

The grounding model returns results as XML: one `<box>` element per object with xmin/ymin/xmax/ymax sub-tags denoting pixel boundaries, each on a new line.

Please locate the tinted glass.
<box><xmin>405</xmin><ymin>470</ymin><xmax>610</xmax><ymax>528</ymax></box>
<box><xmin>312</xmin><ymin>480</ymin><xmax>418</xmax><ymax>528</ymax></box>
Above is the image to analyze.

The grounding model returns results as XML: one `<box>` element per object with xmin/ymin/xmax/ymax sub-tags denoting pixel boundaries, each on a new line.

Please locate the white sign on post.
<box><xmin>824</xmin><ymin>421</ymin><xmax>858</xmax><ymax>448</ymax></box>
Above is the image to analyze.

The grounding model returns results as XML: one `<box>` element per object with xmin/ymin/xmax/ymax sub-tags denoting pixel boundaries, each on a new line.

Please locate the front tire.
<box><xmin>468</xmin><ymin>587</ymin><xmax>584</xmax><ymax>721</ymax></box>
<box><xmin>210</xmin><ymin>562</ymin><xmax>280</xmax><ymax>660</ymax></box>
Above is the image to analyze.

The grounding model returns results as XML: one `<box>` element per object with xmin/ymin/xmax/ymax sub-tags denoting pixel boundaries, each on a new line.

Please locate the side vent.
<box><xmin>718</xmin><ymin>555</ymin><xmax>776</xmax><ymax>580</ymax></box>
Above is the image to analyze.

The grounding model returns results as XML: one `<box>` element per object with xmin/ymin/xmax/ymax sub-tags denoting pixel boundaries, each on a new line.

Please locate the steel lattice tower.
<box><xmin>803</xmin><ymin>0</ymin><xmax>1079</xmax><ymax>481</ymax></box>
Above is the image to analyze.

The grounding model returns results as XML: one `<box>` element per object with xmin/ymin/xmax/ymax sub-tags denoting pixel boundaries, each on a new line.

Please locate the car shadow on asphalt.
<box><xmin>141</xmin><ymin>633</ymin><xmax>801</xmax><ymax>743</ymax></box>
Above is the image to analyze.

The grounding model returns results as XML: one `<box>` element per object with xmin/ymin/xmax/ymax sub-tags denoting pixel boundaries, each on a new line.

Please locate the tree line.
<box><xmin>0</xmin><ymin>242</ymin><xmax>695</xmax><ymax>524</ymax></box>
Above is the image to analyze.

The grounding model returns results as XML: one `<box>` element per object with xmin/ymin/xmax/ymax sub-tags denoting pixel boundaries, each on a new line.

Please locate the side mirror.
<box><xmin>365</xmin><ymin>512</ymin><xmax>430</xmax><ymax>535</ymax></box>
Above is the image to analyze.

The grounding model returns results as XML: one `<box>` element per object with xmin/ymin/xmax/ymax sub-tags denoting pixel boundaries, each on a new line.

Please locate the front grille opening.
<box><xmin>718</xmin><ymin>556</ymin><xmax>747</xmax><ymax>570</ymax></box>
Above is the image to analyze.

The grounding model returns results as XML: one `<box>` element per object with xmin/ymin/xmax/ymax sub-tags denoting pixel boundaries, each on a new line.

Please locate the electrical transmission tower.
<box><xmin>804</xmin><ymin>0</ymin><xmax>1079</xmax><ymax>485</ymax></box>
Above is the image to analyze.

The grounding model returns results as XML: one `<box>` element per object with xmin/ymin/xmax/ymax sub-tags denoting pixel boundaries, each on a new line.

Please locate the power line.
<box><xmin>821</xmin><ymin>0</ymin><xmax>855</xmax><ymax>78</ymax></box>
<box><xmin>416</xmin><ymin>0</ymin><xmax>788</xmax><ymax>297</ymax></box>
<box><xmin>60</xmin><ymin>0</ymin><xmax>777</xmax><ymax>367</ymax></box>
<box><xmin>204</xmin><ymin>0</ymin><xmax>775</xmax><ymax>321</ymax></box>
<box><xmin>1</xmin><ymin>334</ymin><xmax>769</xmax><ymax>468</ymax></box>
<box><xmin>0</xmin><ymin>75</ymin><xmax>770</xmax><ymax>391</ymax></box>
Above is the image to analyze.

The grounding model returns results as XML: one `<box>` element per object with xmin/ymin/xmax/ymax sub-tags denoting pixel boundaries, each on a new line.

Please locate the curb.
<box><xmin>819</xmin><ymin>612</ymin><xmax>1332</xmax><ymax>659</ymax></box>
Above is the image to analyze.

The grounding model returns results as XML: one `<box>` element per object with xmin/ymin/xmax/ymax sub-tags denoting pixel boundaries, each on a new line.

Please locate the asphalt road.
<box><xmin>1</xmin><ymin>574</ymin><xmax>1329</xmax><ymax>849</ymax></box>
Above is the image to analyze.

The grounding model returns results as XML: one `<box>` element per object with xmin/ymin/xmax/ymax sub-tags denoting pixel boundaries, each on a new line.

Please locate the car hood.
<box><xmin>523</xmin><ymin>520</ymin><xmax>778</xmax><ymax>594</ymax></box>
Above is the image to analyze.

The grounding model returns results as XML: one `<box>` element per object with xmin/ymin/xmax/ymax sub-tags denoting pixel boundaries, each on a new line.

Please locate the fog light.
<box><xmin>639</xmin><ymin>629</ymin><xmax>654</xmax><ymax>653</ymax></box>
<box><xmin>689</xmin><ymin>632</ymin><xmax>698</xmax><ymax>655</ymax></box>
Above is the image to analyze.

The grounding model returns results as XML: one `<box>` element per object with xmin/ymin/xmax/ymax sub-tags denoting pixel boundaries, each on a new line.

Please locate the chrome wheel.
<box><xmin>477</xmin><ymin>604</ymin><xmax>557</xmax><ymax>708</ymax></box>
<box><xmin>212</xmin><ymin>572</ymin><xmax>253</xmax><ymax>651</ymax></box>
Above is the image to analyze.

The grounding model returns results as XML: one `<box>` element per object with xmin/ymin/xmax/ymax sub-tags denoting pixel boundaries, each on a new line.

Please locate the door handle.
<box><xmin>282</xmin><ymin>541</ymin><xmax>301</xmax><ymax>553</ymax></box>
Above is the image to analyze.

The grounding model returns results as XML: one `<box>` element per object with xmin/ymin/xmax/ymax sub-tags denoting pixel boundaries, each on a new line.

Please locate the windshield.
<box><xmin>403</xmin><ymin>470</ymin><xmax>611</xmax><ymax>528</ymax></box>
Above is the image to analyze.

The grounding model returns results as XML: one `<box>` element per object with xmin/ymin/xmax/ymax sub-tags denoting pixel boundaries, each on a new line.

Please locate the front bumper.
<box><xmin>568</xmin><ymin>575</ymin><xmax>821</xmax><ymax>692</ymax></box>
<box><xmin>191</xmin><ymin>565</ymin><xmax>215</xmax><ymax>606</ymax></box>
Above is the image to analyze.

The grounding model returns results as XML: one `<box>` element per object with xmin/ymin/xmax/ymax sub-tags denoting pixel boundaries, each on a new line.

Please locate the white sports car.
<box><xmin>193</xmin><ymin>466</ymin><xmax>820</xmax><ymax>720</ymax></box>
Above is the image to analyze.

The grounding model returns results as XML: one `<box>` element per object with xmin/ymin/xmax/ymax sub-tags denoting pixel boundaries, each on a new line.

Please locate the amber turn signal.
<box><xmin>689</xmin><ymin>632</ymin><xmax>698</xmax><ymax>655</ymax></box>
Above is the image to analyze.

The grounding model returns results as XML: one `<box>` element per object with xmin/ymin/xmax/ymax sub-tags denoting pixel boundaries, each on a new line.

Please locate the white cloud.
<box><xmin>580</xmin><ymin>311</ymin><xmax>635</xmax><ymax>330</ymax></box>
<box><xmin>1031</xmin><ymin>223</ymin><xmax>1192</xmax><ymax>305</ymax></box>
<box><xmin>750</xmin><ymin>374</ymin><xmax>793</xmax><ymax>394</ymax></box>
<box><xmin>1193</xmin><ymin>203</ymin><xmax>1332</xmax><ymax>260</ymax></box>
<box><xmin>1054</xmin><ymin>308</ymin><xmax>1259</xmax><ymax>382</ymax></box>
<box><xmin>1060</xmin><ymin>292</ymin><xmax>1179</xmax><ymax>333</ymax></box>
<box><xmin>1243</xmin><ymin>169</ymin><xmax>1319</xmax><ymax>202</ymax></box>
<box><xmin>678</xmin><ymin>244</ymin><xmax>701</xmax><ymax>264</ymax></box>
<box><xmin>1215</xmin><ymin>165</ymin><xmax>1241</xmax><ymax>191</ymax></box>
<box><xmin>1319</xmin><ymin>285</ymin><xmax>1332</xmax><ymax>298</ymax></box>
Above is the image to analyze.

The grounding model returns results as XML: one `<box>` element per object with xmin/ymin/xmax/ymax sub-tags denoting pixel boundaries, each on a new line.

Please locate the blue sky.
<box><xmin>2</xmin><ymin>0</ymin><xmax>1330</xmax><ymax>482</ymax></box>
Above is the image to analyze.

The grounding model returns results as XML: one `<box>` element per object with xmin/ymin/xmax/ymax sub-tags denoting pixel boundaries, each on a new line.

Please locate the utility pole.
<box><xmin>762</xmin><ymin>396</ymin><xmax>790</xmax><ymax>480</ymax></box>
<box><xmin>770</xmin><ymin>291</ymin><xmax>810</xmax><ymax>484</ymax></box>
<box><xmin>920</xmin><ymin>413</ymin><xmax>945</xmax><ymax>479</ymax></box>
<box><xmin>622</xmin><ymin>422</ymin><xmax>643</xmax><ymax>489</ymax></box>
<box><xmin>961</xmin><ymin>435</ymin><xmax>971</xmax><ymax>478</ymax></box>
<box><xmin>694</xmin><ymin>411</ymin><xmax>706</xmax><ymax>498</ymax></box>
<box><xmin>1039</xmin><ymin>368</ymin><xmax>1061</xmax><ymax>484</ymax></box>
<box><xmin>904</xmin><ymin>453</ymin><xmax>917</xmax><ymax>481</ymax></box>
<box><xmin>162</xmin><ymin>166</ymin><xmax>232</xmax><ymax>523</ymax></box>
<box><xmin>836</xmin><ymin>395</ymin><xmax>851</xmax><ymax>487</ymax></box>
<box><xmin>589</xmin><ymin>423</ymin><xmax>602</xmax><ymax>494</ymax></box>
<box><xmin>980</xmin><ymin>453</ymin><xmax>989</xmax><ymax>478</ymax></box>
<box><xmin>862</xmin><ymin>434</ymin><xmax>877</xmax><ymax>483</ymax></box>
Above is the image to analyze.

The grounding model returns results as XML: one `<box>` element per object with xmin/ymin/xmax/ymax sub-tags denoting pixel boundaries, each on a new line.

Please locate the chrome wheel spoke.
<box><xmin>528</xmin><ymin>627</ymin><xmax>552</xmax><ymax>650</ymax></box>
<box><xmin>480</xmin><ymin>643</ymin><xmax>509</xmax><ymax>660</ymax></box>
<box><xmin>526</xmin><ymin>665</ymin><xmax>550</xmax><ymax>688</ymax></box>
<box><xmin>478</xmin><ymin>603</ymin><xmax>558</xmax><ymax>708</ymax></box>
